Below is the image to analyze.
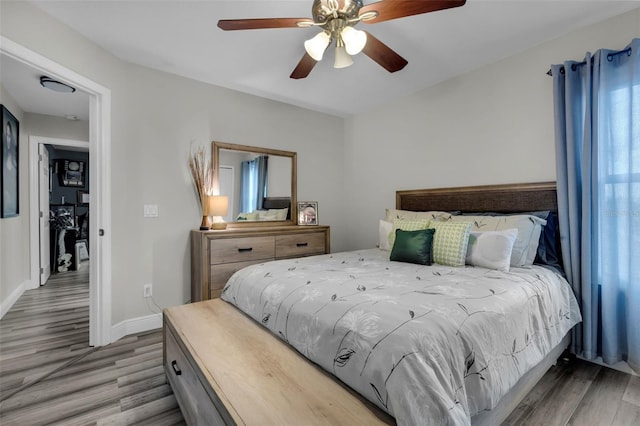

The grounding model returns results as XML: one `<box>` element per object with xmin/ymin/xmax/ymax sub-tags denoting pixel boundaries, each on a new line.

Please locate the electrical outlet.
<box><xmin>143</xmin><ymin>283</ymin><xmax>152</xmax><ymax>298</ymax></box>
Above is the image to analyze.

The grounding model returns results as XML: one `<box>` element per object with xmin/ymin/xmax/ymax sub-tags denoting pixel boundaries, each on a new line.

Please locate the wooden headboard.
<box><xmin>263</xmin><ymin>197</ymin><xmax>291</xmax><ymax>219</ymax></box>
<box><xmin>397</xmin><ymin>182</ymin><xmax>557</xmax><ymax>214</ymax></box>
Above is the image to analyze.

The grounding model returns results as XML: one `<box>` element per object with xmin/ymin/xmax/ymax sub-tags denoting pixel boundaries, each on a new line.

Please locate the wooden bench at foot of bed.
<box><xmin>163</xmin><ymin>299</ymin><xmax>394</xmax><ymax>425</ymax></box>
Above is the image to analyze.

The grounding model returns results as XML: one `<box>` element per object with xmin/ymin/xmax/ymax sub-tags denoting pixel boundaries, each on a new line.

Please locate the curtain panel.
<box><xmin>552</xmin><ymin>38</ymin><xmax>639</xmax><ymax>372</ymax></box>
<box><xmin>239</xmin><ymin>155</ymin><xmax>269</xmax><ymax>214</ymax></box>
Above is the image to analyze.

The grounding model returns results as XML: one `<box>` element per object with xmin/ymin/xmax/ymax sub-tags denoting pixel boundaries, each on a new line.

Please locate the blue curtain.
<box><xmin>239</xmin><ymin>160</ymin><xmax>253</xmax><ymax>213</ymax></box>
<box><xmin>552</xmin><ymin>38</ymin><xmax>639</xmax><ymax>372</ymax></box>
<box><xmin>239</xmin><ymin>155</ymin><xmax>269</xmax><ymax>213</ymax></box>
<box><xmin>254</xmin><ymin>155</ymin><xmax>268</xmax><ymax>210</ymax></box>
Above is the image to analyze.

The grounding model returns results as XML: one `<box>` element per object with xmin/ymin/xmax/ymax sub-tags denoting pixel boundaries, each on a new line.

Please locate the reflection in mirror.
<box><xmin>213</xmin><ymin>142</ymin><xmax>297</xmax><ymax>227</ymax></box>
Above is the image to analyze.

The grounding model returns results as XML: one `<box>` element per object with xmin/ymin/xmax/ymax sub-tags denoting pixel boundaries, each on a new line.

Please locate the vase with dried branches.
<box><xmin>188</xmin><ymin>145</ymin><xmax>214</xmax><ymax>230</ymax></box>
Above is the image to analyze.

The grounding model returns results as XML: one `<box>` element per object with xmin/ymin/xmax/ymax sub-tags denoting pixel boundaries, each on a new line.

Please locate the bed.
<box><xmin>235</xmin><ymin>197</ymin><xmax>291</xmax><ymax>221</ymax></box>
<box><xmin>164</xmin><ymin>182</ymin><xmax>581</xmax><ymax>425</ymax></box>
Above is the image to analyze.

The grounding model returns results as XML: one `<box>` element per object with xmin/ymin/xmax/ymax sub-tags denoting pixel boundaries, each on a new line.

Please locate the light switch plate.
<box><xmin>143</xmin><ymin>204</ymin><xmax>158</xmax><ymax>218</ymax></box>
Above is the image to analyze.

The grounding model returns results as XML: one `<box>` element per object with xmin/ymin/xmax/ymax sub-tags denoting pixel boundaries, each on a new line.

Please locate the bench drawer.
<box><xmin>165</xmin><ymin>327</ymin><xmax>226</xmax><ymax>425</ymax></box>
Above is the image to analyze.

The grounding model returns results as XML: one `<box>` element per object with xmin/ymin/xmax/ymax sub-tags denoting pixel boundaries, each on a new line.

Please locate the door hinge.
<box><xmin>40</xmin><ymin>267</ymin><xmax>44</xmax><ymax>274</ymax></box>
<box><xmin>40</xmin><ymin>211</ymin><xmax>44</xmax><ymax>218</ymax></box>
<box><xmin>39</xmin><ymin>154</ymin><xmax>43</xmax><ymax>161</ymax></box>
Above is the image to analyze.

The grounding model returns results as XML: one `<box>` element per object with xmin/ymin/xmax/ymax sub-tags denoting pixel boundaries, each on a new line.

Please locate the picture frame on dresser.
<box><xmin>297</xmin><ymin>201</ymin><xmax>318</xmax><ymax>225</ymax></box>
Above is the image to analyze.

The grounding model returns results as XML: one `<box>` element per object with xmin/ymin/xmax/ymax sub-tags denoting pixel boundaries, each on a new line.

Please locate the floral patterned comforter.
<box><xmin>221</xmin><ymin>249</ymin><xmax>581</xmax><ymax>425</ymax></box>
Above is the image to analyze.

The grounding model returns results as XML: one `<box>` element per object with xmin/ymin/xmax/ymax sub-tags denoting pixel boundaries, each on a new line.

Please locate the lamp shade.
<box><xmin>341</xmin><ymin>26</ymin><xmax>367</xmax><ymax>55</ymax></box>
<box><xmin>333</xmin><ymin>45</ymin><xmax>353</xmax><ymax>69</ymax></box>
<box><xmin>209</xmin><ymin>195</ymin><xmax>229</xmax><ymax>217</ymax></box>
<box><xmin>304</xmin><ymin>31</ymin><xmax>331</xmax><ymax>61</ymax></box>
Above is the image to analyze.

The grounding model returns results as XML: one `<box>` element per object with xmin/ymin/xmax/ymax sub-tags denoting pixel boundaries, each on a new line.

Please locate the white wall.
<box><xmin>0</xmin><ymin>85</ymin><xmax>28</xmax><ymax>308</ymax></box>
<box><xmin>0</xmin><ymin>1</ymin><xmax>345</xmax><ymax>327</ymax></box>
<box><xmin>342</xmin><ymin>8</ymin><xmax>640</xmax><ymax>250</ymax></box>
<box><xmin>25</xmin><ymin>113</ymin><xmax>89</xmax><ymax>142</ymax></box>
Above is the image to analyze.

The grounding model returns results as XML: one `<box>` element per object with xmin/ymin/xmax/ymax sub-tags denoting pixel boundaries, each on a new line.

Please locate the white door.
<box><xmin>39</xmin><ymin>144</ymin><xmax>51</xmax><ymax>285</ymax></box>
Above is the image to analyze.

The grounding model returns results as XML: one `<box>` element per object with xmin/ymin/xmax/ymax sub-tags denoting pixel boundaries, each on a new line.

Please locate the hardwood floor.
<box><xmin>0</xmin><ymin>265</ymin><xmax>185</xmax><ymax>425</ymax></box>
<box><xmin>503</xmin><ymin>357</ymin><xmax>640</xmax><ymax>425</ymax></box>
<box><xmin>1</xmin><ymin>266</ymin><xmax>637</xmax><ymax>425</ymax></box>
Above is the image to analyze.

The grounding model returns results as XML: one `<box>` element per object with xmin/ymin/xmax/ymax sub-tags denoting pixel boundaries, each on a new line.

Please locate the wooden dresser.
<box><xmin>190</xmin><ymin>225</ymin><xmax>330</xmax><ymax>302</ymax></box>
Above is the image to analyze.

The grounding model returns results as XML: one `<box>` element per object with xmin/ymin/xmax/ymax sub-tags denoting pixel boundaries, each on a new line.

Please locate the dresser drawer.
<box><xmin>210</xmin><ymin>259</ymin><xmax>268</xmax><ymax>298</ymax></box>
<box><xmin>276</xmin><ymin>232</ymin><xmax>326</xmax><ymax>258</ymax></box>
<box><xmin>210</xmin><ymin>236</ymin><xmax>275</xmax><ymax>265</ymax></box>
<box><xmin>165</xmin><ymin>326</ymin><xmax>225</xmax><ymax>425</ymax></box>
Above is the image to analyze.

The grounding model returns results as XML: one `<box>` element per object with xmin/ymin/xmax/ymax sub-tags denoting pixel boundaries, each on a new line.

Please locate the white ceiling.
<box><xmin>4</xmin><ymin>1</ymin><xmax>640</xmax><ymax>119</ymax></box>
<box><xmin>1</xmin><ymin>53</ymin><xmax>91</xmax><ymax>121</ymax></box>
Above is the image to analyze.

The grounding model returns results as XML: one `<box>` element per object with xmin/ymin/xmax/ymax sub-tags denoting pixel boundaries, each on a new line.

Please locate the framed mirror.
<box><xmin>213</xmin><ymin>141</ymin><xmax>297</xmax><ymax>227</ymax></box>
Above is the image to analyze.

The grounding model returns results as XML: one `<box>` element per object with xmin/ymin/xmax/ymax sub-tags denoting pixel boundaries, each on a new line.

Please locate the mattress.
<box><xmin>221</xmin><ymin>249</ymin><xmax>581</xmax><ymax>425</ymax></box>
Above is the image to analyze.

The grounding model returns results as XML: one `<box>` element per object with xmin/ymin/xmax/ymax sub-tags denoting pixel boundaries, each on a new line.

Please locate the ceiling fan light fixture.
<box><xmin>333</xmin><ymin>42</ymin><xmax>353</xmax><ymax>69</ymax></box>
<box><xmin>304</xmin><ymin>31</ymin><xmax>331</xmax><ymax>61</ymax></box>
<box><xmin>341</xmin><ymin>26</ymin><xmax>367</xmax><ymax>55</ymax></box>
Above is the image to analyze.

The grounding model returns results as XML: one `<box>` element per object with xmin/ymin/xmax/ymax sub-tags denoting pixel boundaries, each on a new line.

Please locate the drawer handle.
<box><xmin>296</xmin><ymin>242</ymin><xmax>309</xmax><ymax>247</ymax></box>
<box><xmin>171</xmin><ymin>360</ymin><xmax>182</xmax><ymax>376</ymax></box>
<box><xmin>238</xmin><ymin>247</ymin><xmax>253</xmax><ymax>253</ymax></box>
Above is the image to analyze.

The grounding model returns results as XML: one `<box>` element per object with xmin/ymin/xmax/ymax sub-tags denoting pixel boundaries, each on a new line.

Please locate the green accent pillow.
<box><xmin>390</xmin><ymin>229</ymin><xmax>435</xmax><ymax>266</ymax></box>
<box><xmin>389</xmin><ymin>218</ymin><xmax>431</xmax><ymax>248</ymax></box>
<box><xmin>430</xmin><ymin>221</ymin><xmax>473</xmax><ymax>267</ymax></box>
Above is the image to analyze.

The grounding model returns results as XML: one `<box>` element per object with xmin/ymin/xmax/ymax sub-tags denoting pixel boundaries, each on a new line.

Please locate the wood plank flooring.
<box><xmin>503</xmin><ymin>356</ymin><xmax>640</xmax><ymax>425</ymax></box>
<box><xmin>0</xmin><ymin>265</ymin><xmax>185</xmax><ymax>425</ymax></box>
<box><xmin>1</xmin><ymin>266</ymin><xmax>638</xmax><ymax>425</ymax></box>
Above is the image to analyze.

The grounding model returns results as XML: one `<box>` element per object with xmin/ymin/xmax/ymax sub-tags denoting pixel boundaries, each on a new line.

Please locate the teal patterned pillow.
<box><xmin>430</xmin><ymin>221</ymin><xmax>472</xmax><ymax>267</ymax></box>
<box><xmin>389</xmin><ymin>218</ymin><xmax>431</xmax><ymax>248</ymax></box>
<box><xmin>390</xmin><ymin>229</ymin><xmax>435</xmax><ymax>265</ymax></box>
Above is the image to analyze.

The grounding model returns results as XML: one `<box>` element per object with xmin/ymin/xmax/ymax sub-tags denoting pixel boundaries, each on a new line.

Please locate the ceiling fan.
<box><xmin>218</xmin><ymin>0</ymin><xmax>466</xmax><ymax>79</ymax></box>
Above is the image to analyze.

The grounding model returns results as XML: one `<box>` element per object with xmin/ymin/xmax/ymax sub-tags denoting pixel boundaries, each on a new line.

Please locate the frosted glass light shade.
<box><xmin>304</xmin><ymin>31</ymin><xmax>331</xmax><ymax>61</ymax></box>
<box><xmin>333</xmin><ymin>45</ymin><xmax>353</xmax><ymax>68</ymax></box>
<box><xmin>341</xmin><ymin>26</ymin><xmax>367</xmax><ymax>55</ymax></box>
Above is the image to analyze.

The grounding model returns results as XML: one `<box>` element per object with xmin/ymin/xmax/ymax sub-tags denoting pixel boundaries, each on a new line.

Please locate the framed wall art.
<box><xmin>56</xmin><ymin>159</ymin><xmax>85</xmax><ymax>187</ymax></box>
<box><xmin>1</xmin><ymin>105</ymin><xmax>19</xmax><ymax>218</ymax></box>
<box><xmin>297</xmin><ymin>201</ymin><xmax>318</xmax><ymax>225</ymax></box>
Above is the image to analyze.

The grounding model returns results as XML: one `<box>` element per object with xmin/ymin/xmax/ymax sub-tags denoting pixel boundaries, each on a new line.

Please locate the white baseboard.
<box><xmin>0</xmin><ymin>279</ymin><xmax>32</xmax><ymax>319</ymax></box>
<box><xmin>110</xmin><ymin>312</ymin><xmax>163</xmax><ymax>343</ymax></box>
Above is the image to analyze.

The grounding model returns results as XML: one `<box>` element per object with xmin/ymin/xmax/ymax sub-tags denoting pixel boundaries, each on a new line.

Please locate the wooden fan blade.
<box><xmin>362</xmin><ymin>32</ymin><xmax>408</xmax><ymax>73</ymax></box>
<box><xmin>218</xmin><ymin>18</ymin><xmax>313</xmax><ymax>30</ymax></box>
<box><xmin>290</xmin><ymin>53</ymin><xmax>318</xmax><ymax>79</ymax></box>
<box><xmin>360</xmin><ymin>0</ymin><xmax>466</xmax><ymax>24</ymax></box>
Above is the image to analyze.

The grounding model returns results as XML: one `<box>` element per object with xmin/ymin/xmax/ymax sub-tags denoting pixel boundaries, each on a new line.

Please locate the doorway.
<box><xmin>31</xmin><ymin>139</ymin><xmax>90</xmax><ymax>285</ymax></box>
<box><xmin>2</xmin><ymin>36</ymin><xmax>112</xmax><ymax>346</ymax></box>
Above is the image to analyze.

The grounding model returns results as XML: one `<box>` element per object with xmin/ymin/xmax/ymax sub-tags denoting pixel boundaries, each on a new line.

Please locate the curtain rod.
<box><xmin>546</xmin><ymin>46</ymin><xmax>632</xmax><ymax>76</ymax></box>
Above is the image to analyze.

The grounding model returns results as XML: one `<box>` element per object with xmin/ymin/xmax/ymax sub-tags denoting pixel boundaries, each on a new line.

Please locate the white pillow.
<box><xmin>272</xmin><ymin>207</ymin><xmax>288</xmax><ymax>220</ymax></box>
<box><xmin>385</xmin><ymin>209</ymin><xmax>454</xmax><ymax>223</ymax></box>
<box><xmin>237</xmin><ymin>211</ymin><xmax>260</xmax><ymax>221</ymax></box>
<box><xmin>258</xmin><ymin>208</ymin><xmax>288</xmax><ymax>220</ymax></box>
<box><xmin>378</xmin><ymin>220</ymin><xmax>393</xmax><ymax>250</ymax></box>
<box><xmin>452</xmin><ymin>215</ymin><xmax>546</xmax><ymax>267</ymax></box>
<box><xmin>466</xmin><ymin>229</ymin><xmax>518</xmax><ymax>272</ymax></box>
